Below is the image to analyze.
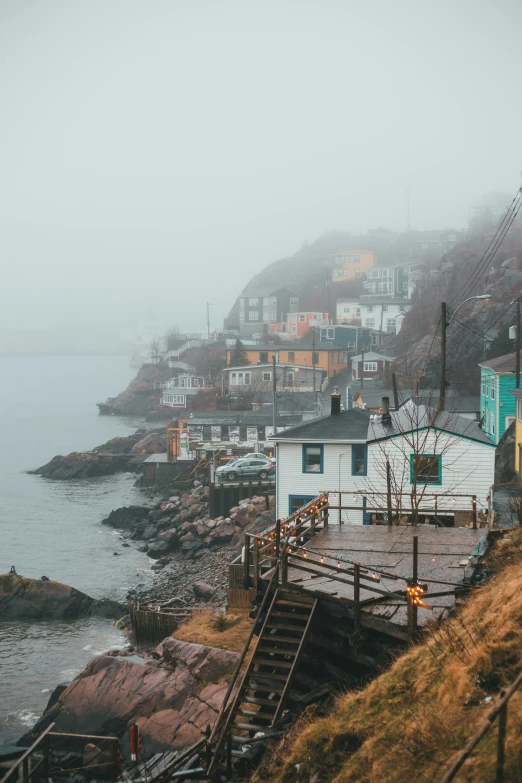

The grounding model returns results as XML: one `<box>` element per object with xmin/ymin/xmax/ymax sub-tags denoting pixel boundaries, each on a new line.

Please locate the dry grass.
<box><xmin>173</xmin><ymin>608</ymin><xmax>253</xmax><ymax>652</ymax></box>
<box><xmin>260</xmin><ymin>531</ymin><xmax>522</xmax><ymax>783</ymax></box>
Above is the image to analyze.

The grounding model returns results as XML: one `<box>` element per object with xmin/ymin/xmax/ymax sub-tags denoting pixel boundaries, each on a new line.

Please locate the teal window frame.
<box><xmin>490</xmin><ymin>376</ymin><xmax>495</xmax><ymax>400</ymax></box>
<box><xmin>288</xmin><ymin>495</ymin><xmax>314</xmax><ymax>515</ymax></box>
<box><xmin>410</xmin><ymin>453</ymin><xmax>442</xmax><ymax>485</ymax></box>
<box><xmin>302</xmin><ymin>444</ymin><xmax>324</xmax><ymax>474</ymax></box>
<box><xmin>352</xmin><ymin>445</ymin><xmax>367</xmax><ymax>476</ymax></box>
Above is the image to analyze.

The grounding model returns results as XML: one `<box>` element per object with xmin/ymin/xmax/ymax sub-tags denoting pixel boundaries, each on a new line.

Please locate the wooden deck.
<box><xmin>286</xmin><ymin>524</ymin><xmax>486</xmax><ymax>636</ymax></box>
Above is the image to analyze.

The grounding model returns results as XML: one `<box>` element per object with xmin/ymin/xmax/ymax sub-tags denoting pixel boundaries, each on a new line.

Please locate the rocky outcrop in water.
<box><xmin>0</xmin><ymin>574</ymin><xmax>124</xmax><ymax>620</ymax></box>
<box><xmin>30</xmin><ymin>452</ymin><xmax>133</xmax><ymax>479</ymax></box>
<box><xmin>97</xmin><ymin>363</ymin><xmax>172</xmax><ymax>417</ymax></box>
<box><xmin>23</xmin><ymin>639</ymin><xmax>239</xmax><ymax>757</ymax></box>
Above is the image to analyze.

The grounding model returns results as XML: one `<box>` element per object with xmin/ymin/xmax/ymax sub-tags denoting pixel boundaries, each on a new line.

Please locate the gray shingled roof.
<box><xmin>188</xmin><ymin>411</ymin><xmax>302</xmax><ymax>426</ymax></box>
<box><xmin>272</xmin><ymin>408</ymin><xmax>371</xmax><ymax>441</ymax></box>
<box><xmin>367</xmin><ymin>404</ymin><xmax>494</xmax><ymax>445</ymax></box>
<box><xmin>479</xmin><ymin>352</ymin><xmax>521</xmax><ymax>373</ymax></box>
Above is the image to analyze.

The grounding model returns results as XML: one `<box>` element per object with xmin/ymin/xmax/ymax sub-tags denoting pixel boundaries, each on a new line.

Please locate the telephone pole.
<box><xmin>440</xmin><ymin>302</ymin><xmax>447</xmax><ymax>409</ymax></box>
<box><xmin>206</xmin><ymin>302</ymin><xmax>212</xmax><ymax>340</ymax></box>
<box><xmin>312</xmin><ymin>328</ymin><xmax>316</xmax><ymax>393</ymax></box>
<box><xmin>272</xmin><ymin>355</ymin><xmax>277</xmax><ymax>437</ymax></box>
<box><xmin>508</xmin><ymin>194</ymin><xmax>522</xmax><ymax>379</ymax></box>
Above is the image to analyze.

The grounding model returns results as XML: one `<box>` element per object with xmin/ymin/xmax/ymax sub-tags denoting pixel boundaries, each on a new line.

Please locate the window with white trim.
<box><xmin>490</xmin><ymin>376</ymin><xmax>495</xmax><ymax>399</ymax></box>
<box><xmin>386</xmin><ymin>319</ymin><xmax>396</xmax><ymax>332</ymax></box>
<box><xmin>249</xmin><ymin>311</ymin><xmax>259</xmax><ymax>321</ymax></box>
<box><xmin>248</xmin><ymin>297</ymin><xmax>259</xmax><ymax>306</ymax></box>
<box><xmin>367</xmin><ymin>305</ymin><xmax>374</xmax><ymax>312</ymax></box>
<box><xmin>299</xmin><ymin>314</ymin><xmax>306</xmax><ymax>321</ymax></box>
<box><xmin>518</xmin><ymin>399</ymin><xmax>522</xmax><ymax>422</ymax></box>
<box><xmin>262</xmin><ymin>372</ymin><xmax>271</xmax><ymax>381</ymax></box>
<box><xmin>326</xmin><ymin>328</ymin><xmax>335</xmax><ymax>339</ymax></box>
<box><xmin>365</xmin><ymin>318</ymin><xmax>375</xmax><ymax>328</ymax></box>
<box><xmin>264</xmin><ymin>296</ymin><xmax>277</xmax><ymax>306</ymax></box>
<box><xmin>490</xmin><ymin>413</ymin><xmax>495</xmax><ymax>435</ymax></box>
<box><xmin>364</xmin><ymin>362</ymin><xmax>378</xmax><ymax>372</ymax></box>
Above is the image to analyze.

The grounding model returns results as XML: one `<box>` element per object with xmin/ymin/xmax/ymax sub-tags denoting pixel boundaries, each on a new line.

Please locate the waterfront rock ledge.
<box><xmin>0</xmin><ymin>573</ymin><xmax>123</xmax><ymax>620</ymax></box>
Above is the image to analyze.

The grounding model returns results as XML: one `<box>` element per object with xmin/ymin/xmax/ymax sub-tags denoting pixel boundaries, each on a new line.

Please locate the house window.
<box><xmin>343</xmin><ymin>307</ymin><xmax>351</xmax><ymax>314</ymax></box>
<box><xmin>288</xmin><ymin>495</ymin><xmax>314</xmax><ymax>514</ymax></box>
<box><xmin>347</xmin><ymin>342</ymin><xmax>355</xmax><ymax>350</ymax></box>
<box><xmin>263</xmin><ymin>296</ymin><xmax>277</xmax><ymax>306</ymax></box>
<box><xmin>347</xmin><ymin>254</ymin><xmax>360</xmax><ymax>263</ymax></box>
<box><xmin>239</xmin><ymin>426</ymin><xmax>248</xmax><ymax>441</ymax></box>
<box><xmin>326</xmin><ymin>328</ymin><xmax>335</xmax><ymax>339</ymax></box>
<box><xmin>333</xmin><ymin>269</ymin><xmax>340</xmax><ymax>277</ymax></box>
<box><xmin>262</xmin><ymin>372</ymin><xmax>271</xmax><ymax>381</ymax></box>
<box><xmin>410</xmin><ymin>454</ymin><xmax>442</xmax><ymax>485</ymax></box>
<box><xmin>288</xmin><ymin>351</ymin><xmax>295</xmax><ymax>362</ymax></box>
<box><xmin>481</xmin><ymin>375</ymin><xmax>486</xmax><ymax>395</ymax></box>
<box><xmin>299</xmin><ymin>314</ymin><xmax>306</xmax><ymax>322</ymax></box>
<box><xmin>257</xmin><ymin>426</ymin><xmax>266</xmax><ymax>440</ymax></box>
<box><xmin>364</xmin><ymin>362</ymin><xmax>378</xmax><ymax>372</ymax></box>
<box><xmin>365</xmin><ymin>319</ymin><xmax>375</xmax><ymax>328</ymax></box>
<box><xmin>352</xmin><ymin>445</ymin><xmax>367</xmax><ymax>475</ymax></box>
<box><xmin>221</xmin><ymin>425</ymin><xmax>229</xmax><ymax>440</ymax></box>
<box><xmin>422</xmin><ymin>243</ymin><xmax>428</xmax><ymax>249</ymax></box>
<box><xmin>249</xmin><ymin>311</ymin><xmax>259</xmax><ymax>321</ymax></box>
<box><xmin>260</xmin><ymin>351</ymin><xmax>268</xmax><ymax>363</ymax></box>
<box><xmin>356</xmin><ymin>307</ymin><xmax>361</xmax><ymax>316</ymax></box>
<box><xmin>302</xmin><ymin>444</ymin><xmax>323</xmax><ymax>473</ymax></box>
<box><xmin>382</xmin><ymin>305</ymin><xmax>388</xmax><ymax>313</ymax></box>
<box><xmin>249</xmin><ymin>298</ymin><xmax>259</xmax><ymax>306</ymax></box>
<box><xmin>490</xmin><ymin>377</ymin><xmax>495</xmax><ymax>399</ymax></box>
<box><xmin>367</xmin><ymin>305</ymin><xmax>374</xmax><ymax>313</ymax></box>
<box><xmin>403</xmin><ymin>282</ymin><xmax>408</xmax><ymax>291</ymax></box>
<box><xmin>230</xmin><ymin>372</ymin><xmax>237</xmax><ymax>384</ymax></box>
<box><xmin>449</xmin><ymin>234</ymin><xmax>456</xmax><ymax>241</ymax></box>
<box><xmin>387</xmin><ymin>319</ymin><xmax>396</xmax><ymax>332</ymax></box>
<box><xmin>173</xmin><ymin>395</ymin><xmax>185</xmax><ymax>404</ymax></box>
<box><xmin>490</xmin><ymin>414</ymin><xmax>495</xmax><ymax>436</ymax></box>
<box><xmin>485</xmin><ymin>377</ymin><xmax>489</xmax><ymax>397</ymax></box>
<box><xmin>202</xmin><ymin>425</ymin><xmax>212</xmax><ymax>441</ymax></box>
<box><xmin>289</xmin><ymin>297</ymin><xmax>299</xmax><ymax>308</ymax></box>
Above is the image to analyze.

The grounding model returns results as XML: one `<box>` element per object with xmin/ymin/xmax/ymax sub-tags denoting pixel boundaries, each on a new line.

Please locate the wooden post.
<box><xmin>496</xmin><ymin>700</ymin><xmax>507</xmax><ymax>782</ymax></box>
<box><xmin>488</xmin><ymin>491</ymin><xmax>493</xmax><ymax>531</ymax></box>
<box><xmin>409</xmin><ymin>536</ymin><xmax>419</xmax><ymax>643</ymax></box>
<box><xmin>434</xmin><ymin>495</ymin><xmax>439</xmax><ymax>526</ymax></box>
<box><xmin>252</xmin><ymin>537</ymin><xmax>259</xmax><ymax>593</ymax></box>
<box><xmin>353</xmin><ymin>563</ymin><xmax>361</xmax><ymax>633</ymax></box>
<box><xmin>472</xmin><ymin>495</ymin><xmax>477</xmax><ymax>530</ymax></box>
<box><xmin>440</xmin><ymin>301</ymin><xmax>447</xmax><ymax>409</ymax></box>
<box><xmin>111</xmin><ymin>738</ymin><xmax>119</xmax><ymax>779</ymax></box>
<box><xmin>323</xmin><ymin>499</ymin><xmax>329</xmax><ymax>527</ymax></box>
<box><xmin>226</xmin><ymin>730</ymin><xmax>233</xmax><ymax>779</ymax></box>
<box><xmin>205</xmin><ymin>725</ymin><xmax>212</xmax><ymax>770</ymax></box>
<box><xmin>22</xmin><ymin>757</ymin><xmax>29</xmax><ymax>783</ymax></box>
<box><xmin>391</xmin><ymin>372</ymin><xmax>399</xmax><ymax>410</ymax></box>
<box><xmin>311</xmin><ymin>511</ymin><xmax>316</xmax><ymax>535</ymax></box>
<box><xmin>275</xmin><ymin>519</ymin><xmax>281</xmax><ymax>561</ymax></box>
<box><xmin>386</xmin><ymin>460</ymin><xmax>393</xmax><ymax>526</ymax></box>
<box><xmin>264</xmin><ymin>491</ymin><xmax>269</xmax><ymax>510</ymax></box>
<box><xmin>243</xmin><ymin>534</ymin><xmax>251</xmax><ymax>590</ymax></box>
<box><xmin>281</xmin><ymin>545</ymin><xmax>288</xmax><ymax>585</ymax></box>
<box><xmin>42</xmin><ymin>734</ymin><xmax>50</xmax><ymax>782</ymax></box>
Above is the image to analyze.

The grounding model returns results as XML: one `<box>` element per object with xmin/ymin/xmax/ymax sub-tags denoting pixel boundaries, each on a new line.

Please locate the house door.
<box><xmin>288</xmin><ymin>495</ymin><xmax>314</xmax><ymax>515</ymax></box>
<box><xmin>362</xmin><ymin>496</ymin><xmax>372</xmax><ymax>525</ymax></box>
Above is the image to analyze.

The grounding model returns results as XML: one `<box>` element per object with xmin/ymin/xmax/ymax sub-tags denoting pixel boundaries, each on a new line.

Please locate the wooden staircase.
<box><xmin>208</xmin><ymin>589</ymin><xmax>316</xmax><ymax>776</ymax></box>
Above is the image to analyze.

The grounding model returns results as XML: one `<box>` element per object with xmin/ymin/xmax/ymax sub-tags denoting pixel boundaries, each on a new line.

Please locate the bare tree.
<box><xmin>149</xmin><ymin>335</ymin><xmax>163</xmax><ymax>360</ymax></box>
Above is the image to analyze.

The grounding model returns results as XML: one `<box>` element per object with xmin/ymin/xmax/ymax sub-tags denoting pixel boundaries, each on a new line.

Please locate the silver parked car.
<box><xmin>216</xmin><ymin>457</ymin><xmax>275</xmax><ymax>482</ymax></box>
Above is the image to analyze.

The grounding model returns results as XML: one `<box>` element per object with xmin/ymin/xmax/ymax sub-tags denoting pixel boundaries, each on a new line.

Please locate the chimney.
<box><xmin>331</xmin><ymin>386</ymin><xmax>341</xmax><ymax>415</ymax></box>
<box><xmin>381</xmin><ymin>396</ymin><xmax>392</xmax><ymax>424</ymax></box>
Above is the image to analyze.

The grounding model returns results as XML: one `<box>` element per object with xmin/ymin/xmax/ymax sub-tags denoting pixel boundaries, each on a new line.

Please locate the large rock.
<box><xmin>192</xmin><ymin>581</ymin><xmax>215</xmax><ymax>600</ymax></box>
<box><xmin>0</xmin><ymin>574</ymin><xmax>123</xmax><ymax>620</ymax></box>
<box><xmin>23</xmin><ymin>639</ymin><xmax>239</xmax><ymax>757</ymax></box>
<box><xmin>102</xmin><ymin>506</ymin><xmax>150</xmax><ymax>530</ymax></box>
<box><xmin>208</xmin><ymin>523</ymin><xmax>236</xmax><ymax>545</ymax></box>
<box><xmin>30</xmin><ymin>452</ymin><xmax>131</xmax><ymax>480</ymax></box>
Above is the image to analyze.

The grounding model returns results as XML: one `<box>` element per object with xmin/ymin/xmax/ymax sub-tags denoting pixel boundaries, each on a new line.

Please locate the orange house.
<box><xmin>331</xmin><ymin>250</ymin><xmax>377</xmax><ymax>282</ymax></box>
<box><xmin>226</xmin><ymin>342</ymin><xmax>348</xmax><ymax>378</ymax></box>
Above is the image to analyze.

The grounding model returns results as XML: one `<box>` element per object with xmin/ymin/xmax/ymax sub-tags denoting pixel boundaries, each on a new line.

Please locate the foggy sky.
<box><xmin>1</xmin><ymin>0</ymin><xmax>521</xmax><ymax>354</ymax></box>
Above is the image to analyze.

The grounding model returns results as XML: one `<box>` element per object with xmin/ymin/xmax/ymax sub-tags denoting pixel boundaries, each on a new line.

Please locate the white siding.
<box><xmin>276</xmin><ymin>442</ymin><xmax>365</xmax><ymax>524</ymax></box>
<box><xmin>363</xmin><ymin>430</ymin><xmax>495</xmax><ymax>513</ymax></box>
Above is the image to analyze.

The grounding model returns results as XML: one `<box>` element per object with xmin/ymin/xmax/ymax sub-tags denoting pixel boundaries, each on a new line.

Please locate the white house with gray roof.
<box><xmin>271</xmin><ymin>393</ymin><xmax>495</xmax><ymax>526</ymax></box>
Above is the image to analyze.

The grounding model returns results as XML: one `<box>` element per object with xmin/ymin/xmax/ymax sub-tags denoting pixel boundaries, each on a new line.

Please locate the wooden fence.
<box><xmin>129</xmin><ymin>603</ymin><xmax>191</xmax><ymax>645</ymax></box>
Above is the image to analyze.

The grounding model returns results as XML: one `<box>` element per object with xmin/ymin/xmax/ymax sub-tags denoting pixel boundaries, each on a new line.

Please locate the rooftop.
<box><xmin>272</xmin><ymin>407</ymin><xmax>370</xmax><ymax>442</ymax></box>
<box><xmin>352</xmin><ymin>352</ymin><xmax>395</xmax><ymax>362</ymax></box>
<box><xmin>367</xmin><ymin>403</ymin><xmax>494</xmax><ymax>446</ymax></box>
<box><xmin>479</xmin><ymin>352</ymin><xmax>522</xmax><ymax>373</ymax></box>
<box><xmin>188</xmin><ymin>411</ymin><xmax>302</xmax><ymax>426</ymax></box>
<box><xmin>228</xmin><ymin>341</ymin><xmax>347</xmax><ymax>352</ymax></box>
<box><xmin>223</xmin><ymin>363</ymin><xmax>322</xmax><ymax>373</ymax></box>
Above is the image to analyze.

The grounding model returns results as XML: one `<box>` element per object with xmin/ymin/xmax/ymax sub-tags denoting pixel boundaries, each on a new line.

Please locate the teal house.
<box><xmin>479</xmin><ymin>353</ymin><xmax>519</xmax><ymax>444</ymax></box>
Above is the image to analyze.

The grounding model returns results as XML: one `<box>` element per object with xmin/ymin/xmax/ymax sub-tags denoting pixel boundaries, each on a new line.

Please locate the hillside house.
<box><xmin>336</xmin><ymin>298</ymin><xmax>361</xmax><ymax>325</ymax></box>
<box><xmin>364</xmin><ymin>261</ymin><xmax>424</xmax><ymax>299</ymax></box>
<box><xmin>161</xmin><ymin>374</ymin><xmax>208</xmax><ymax>408</ymax></box>
<box><xmin>479</xmin><ymin>352</ymin><xmax>521</xmax><ymax>444</ymax></box>
<box><xmin>319</xmin><ymin>324</ymin><xmax>372</xmax><ymax>355</ymax></box>
<box><xmin>238</xmin><ymin>287</ymin><xmax>298</xmax><ymax>339</ymax></box>
<box><xmin>223</xmin><ymin>363</ymin><xmax>324</xmax><ymax>394</ymax></box>
<box><xmin>271</xmin><ymin>393</ymin><xmax>495</xmax><ymax>524</ymax></box>
<box><xmin>359</xmin><ymin>297</ymin><xmax>410</xmax><ymax>334</ymax></box>
<box><xmin>225</xmin><ymin>342</ymin><xmax>348</xmax><ymax>379</ymax></box>
<box><xmin>330</xmin><ymin>250</ymin><xmax>377</xmax><ymax>282</ymax></box>
<box><xmin>269</xmin><ymin>312</ymin><xmax>329</xmax><ymax>339</ymax></box>
<box><xmin>351</xmin><ymin>352</ymin><xmax>394</xmax><ymax>381</ymax></box>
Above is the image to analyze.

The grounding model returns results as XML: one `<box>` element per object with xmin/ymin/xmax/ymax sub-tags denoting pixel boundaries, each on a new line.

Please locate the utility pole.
<box><xmin>206</xmin><ymin>302</ymin><xmax>212</xmax><ymax>340</ymax></box>
<box><xmin>272</xmin><ymin>355</ymin><xmax>277</xmax><ymax>438</ymax></box>
<box><xmin>440</xmin><ymin>302</ymin><xmax>447</xmax><ymax>410</ymax></box>
<box><xmin>312</xmin><ymin>328</ymin><xmax>316</xmax><ymax>393</ymax></box>
<box><xmin>391</xmin><ymin>372</ymin><xmax>399</xmax><ymax>411</ymax></box>
<box><xmin>360</xmin><ymin>350</ymin><xmax>364</xmax><ymax>389</ymax></box>
<box><xmin>515</xmin><ymin>296</ymin><xmax>520</xmax><ymax>389</ymax></box>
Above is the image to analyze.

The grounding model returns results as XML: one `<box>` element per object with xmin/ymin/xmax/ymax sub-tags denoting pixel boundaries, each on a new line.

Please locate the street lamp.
<box><xmin>448</xmin><ymin>295</ymin><xmax>491</xmax><ymax>326</ymax></box>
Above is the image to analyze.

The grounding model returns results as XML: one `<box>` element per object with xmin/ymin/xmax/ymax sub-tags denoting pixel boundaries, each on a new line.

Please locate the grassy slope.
<box><xmin>173</xmin><ymin>608</ymin><xmax>253</xmax><ymax>652</ymax></box>
<box><xmin>259</xmin><ymin>533</ymin><xmax>522</xmax><ymax>783</ymax></box>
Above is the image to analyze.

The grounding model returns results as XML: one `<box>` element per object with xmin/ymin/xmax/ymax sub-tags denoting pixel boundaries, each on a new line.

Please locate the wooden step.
<box><xmin>265</xmin><ymin>621</ymin><xmax>306</xmax><ymax>631</ymax></box>
<box><xmin>257</xmin><ymin>645</ymin><xmax>298</xmax><ymax>655</ymax></box>
<box><xmin>245</xmin><ymin>682</ymin><xmax>285</xmax><ymax>693</ymax></box>
<box><xmin>248</xmin><ymin>671</ymin><xmax>288</xmax><ymax>681</ymax></box>
<box><xmin>237</xmin><ymin>708</ymin><xmax>276</xmax><ymax>720</ymax></box>
<box><xmin>270</xmin><ymin>611</ymin><xmax>310</xmax><ymax>620</ymax></box>
<box><xmin>233</xmin><ymin>722</ymin><xmax>271</xmax><ymax>732</ymax></box>
<box><xmin>241</xmin><ymin>696</ymin><xmax>280</xmax><ymax>708</ymax></box>
<box><xmin>261</xmin><ymin>634</ymin><xmax>302</xmax><ymax>644</ymax></box>
<box><xmin>254</xmin><ymin>658</ymin><xmax>293</xmax><ymax>668</ymax></box>
<box><xmin>274</xmin><ymin>598</ymin><xmax>315</xmax><ymax>608</ymax></box>
<box><xmin>277</xmin><ymin>591</ymin><xmax>315</xmax><ymax>604</ymax></box>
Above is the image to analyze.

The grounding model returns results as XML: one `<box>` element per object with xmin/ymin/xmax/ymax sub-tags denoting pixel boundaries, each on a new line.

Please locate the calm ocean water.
<box><xmin>0</xmin><ymin>356</ymin><xmax>154</xmax><ymax>745</ymax></box>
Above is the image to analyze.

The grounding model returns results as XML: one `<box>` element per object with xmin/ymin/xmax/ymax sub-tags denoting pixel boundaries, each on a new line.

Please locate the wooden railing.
<box><xmin>440</xmin><ymin>669</ymin><xmax>522</xmax><ymax>782</ymax></box>
<box><xmin>0</xmin><ymin>725</ymin><xmax>119</xmax><ymax>783</ymax></box>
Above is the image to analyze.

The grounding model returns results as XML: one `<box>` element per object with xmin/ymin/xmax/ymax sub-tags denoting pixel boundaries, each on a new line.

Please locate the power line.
<box><xmin>448</xmin><ymin>187</ymin><xmax>522</xmax><ymax>306</ymax></box>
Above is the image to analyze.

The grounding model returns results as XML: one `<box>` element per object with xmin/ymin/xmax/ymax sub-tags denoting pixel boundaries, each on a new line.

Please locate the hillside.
<box><xmin>258</xmin><ymin>531</ymin><xmax>522</xmax><ymax>783</ymax></box>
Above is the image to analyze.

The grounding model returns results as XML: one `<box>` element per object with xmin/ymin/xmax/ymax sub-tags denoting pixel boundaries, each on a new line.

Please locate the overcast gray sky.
<box><xmin>1</xmin><ymin>0</ymin><xmax>521</xmax><ymax>354</ymax></box>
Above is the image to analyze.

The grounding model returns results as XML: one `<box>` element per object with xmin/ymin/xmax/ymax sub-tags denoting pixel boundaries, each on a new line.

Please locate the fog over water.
<box><xmin>1</xmin><ymin>0</ymin><xmax>522</xmax><ymax>354</ymax></box>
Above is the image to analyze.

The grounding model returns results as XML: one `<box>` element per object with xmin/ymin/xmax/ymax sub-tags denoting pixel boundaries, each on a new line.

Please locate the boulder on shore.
<box><xmin>29</xmin><ymin>452</ymin><xmax>132</xmax><ymax>480</ymax></box>
<box><xmin>22</xmin><ymin>639</ymin><xmax>240</xmax><ymax>757</ymax></box>
<box><xmin>0</xmin><ymin>574</ymin><xmax>124</xmax><ymax>620</ymax></box>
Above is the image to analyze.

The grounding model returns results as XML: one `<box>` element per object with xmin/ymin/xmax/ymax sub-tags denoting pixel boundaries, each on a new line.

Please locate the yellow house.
<box><xmin>509</xmin><ymin>388</ymin><xmax>522</xmax><ymax>478</ymax></box>
<box><xmin>331</xmin><ymin>250</ymin><xmax>377</xmax><ymax>282</ymax></box>
<box><xmin>226</xmin><ymin>342</ymin><xmax>348</xmax><ymax>378</ymax></box>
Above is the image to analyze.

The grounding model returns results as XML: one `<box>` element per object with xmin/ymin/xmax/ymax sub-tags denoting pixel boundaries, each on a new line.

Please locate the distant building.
<box><xmin>364</xmin><ymin>261</ymin><xmax>424</xmax><ymax>299</ymax></box>
<box><xmin>222</xmin><ymin>363</ymin><xmax>324</xmax><ymax>394</ymax></box>
<box><xmin>187</xmin><ymin>411</ymin><xmax>302</xmax><ymax>457</ymax></box>
<box><xmin>225</xmin><ymin>341</ymin><xmax>348</xmax><ymax>379</ymax></box>
<box><xmin>335</xmin><ymin>298</ymin><xmax>361</xmax><ymax>324</ymax></box>
<box><xmin>269</xmin><ymin>312</ymin><xmax>329</xmax><ymax>339</ymax></box>
<box><xmin>238</xmin><ymin>287</ymin><xmax>298</xmax><ymax>339</ymax></box>
<box><xmin>351</xmin><ymin>352</ymin><xmax>394</xmax><ymax>382</ymax></box>
<box><xmin>330</xmin><ymin>250</ymin><xmax>377</xmax><ymax>282</ymax></box>
<box><xmin>359</xmin><ymin>297</ymin><xmax>410</xmax><ymax>334</ymax></box>
<box><xmin>319</xmin><ymin>324</ymin><xmax>372</xmax><ymax>356</ymax></box>
<box><xmin>160</xmin><ymin>373</ymin><xmax>209</xmax><ymax>408</ymax></box>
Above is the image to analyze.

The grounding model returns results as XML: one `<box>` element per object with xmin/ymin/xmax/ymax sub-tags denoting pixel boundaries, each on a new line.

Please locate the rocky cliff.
<box><xmin>23</xmin><ymin>639</ymin><xmax>239</xmax><ymax>757</ymax></box>
<box><xmin>98</xmin><ymin>362</ymin><xmax>172</xmax><ymax>418</ymax></box>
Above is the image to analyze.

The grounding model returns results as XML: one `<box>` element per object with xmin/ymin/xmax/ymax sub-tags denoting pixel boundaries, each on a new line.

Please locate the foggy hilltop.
<box><xmin>1</xmin><ymin>0</ymin><xmax>522</xmax><ymax>356</ymax></box>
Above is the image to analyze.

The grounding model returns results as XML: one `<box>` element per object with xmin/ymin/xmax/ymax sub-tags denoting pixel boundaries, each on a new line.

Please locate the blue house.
<box><xmin>478</xmin><ymin>352</ymin><xmax>520</xmax><ymax>444</ymax></box>
<box><xmin>319</xmin><ymin>324</ymin><xmax>372</xmax><ymax>356</ymax></box>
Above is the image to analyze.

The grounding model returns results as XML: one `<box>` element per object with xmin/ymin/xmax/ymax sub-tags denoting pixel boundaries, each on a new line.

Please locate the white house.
<box><xmin>359</xmin><ymin>297</ymin><xmax>410</xmax><ymax>334</ymax></box>
<box><xmin>223</xmin><ymin>363</ymin><xmax>324</xmax><ymax>395</ymax></box>
<box><xmin>161</xmin><ymin>374</ymin><xmax>207</xmax><ymax>408</ymax></box>
<box><xmin>272</xmin><ymin>393</ymin><xmax>495</xmax><ymax>525</ymax></box>
<box><xmin>335</xmin><ymin>298</ymin><xmax>361</xmax><ymax>325</ymax></box>
<box><xmin>351</xmin><ymin>352</ymin><xmax>394</xmax><ymax>381</ymax></box>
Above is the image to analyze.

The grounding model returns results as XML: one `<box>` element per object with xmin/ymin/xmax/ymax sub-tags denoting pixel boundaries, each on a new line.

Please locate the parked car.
<box><xmin>215</xmin><ymin>457</ymin><xmax>275</xmax><ymax>482</ymax></box>
<box><xmin>243</xmin><ymin>453</ymin><xmax>276</xmax><ymax>466</ymax></box>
